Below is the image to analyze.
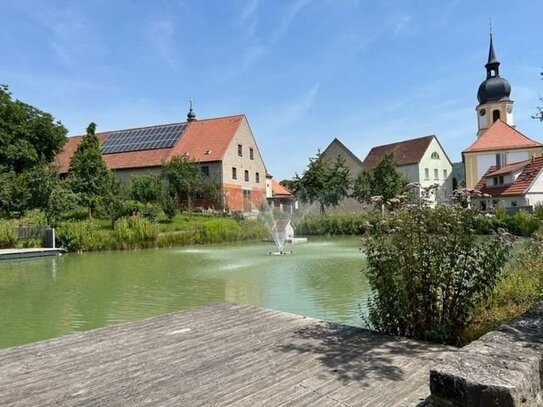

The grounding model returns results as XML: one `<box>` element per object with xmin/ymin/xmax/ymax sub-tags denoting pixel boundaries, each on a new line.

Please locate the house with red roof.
<box><xmin>472</xmin><ymin>156</ymin><xmax>543</xmax><ymax>210</ymax></box>
<box><xmin>362</xmin><ymin>135</ymin><xmax>453</xmax><ymax>202</ymax></box>
<box><xmin>463</xmin><ymin>33</ymin><xmax>543</xmax><ymax>190</ymax></box>
<box><xmin>56</xmin><ymin>108</ymin><xmax>268</xmax><ymax>212</ymax></box>
<box><xmin>265</xmin><ymin>177</ymin><xmax>297</xmax><ymax>214</ymax></box>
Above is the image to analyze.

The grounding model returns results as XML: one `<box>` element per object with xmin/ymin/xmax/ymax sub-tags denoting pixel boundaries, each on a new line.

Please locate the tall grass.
<box><xmin>0</xmin><ymin>221</ymin><xmax>17</xmax><ymax>249</ymax></box>
<box><xmin>295</xmin><ymin>214</ymin><xmax>370</xmax><ymax>235</ymax></box>
<box><xmin>56</xmin><ymin>217</ymin><xmax>268</xmax><ymax>252</ymax></box>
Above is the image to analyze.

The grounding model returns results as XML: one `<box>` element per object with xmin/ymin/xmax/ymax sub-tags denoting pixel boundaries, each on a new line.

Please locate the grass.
<box><xmin>458</xmin><ymin>235</ymin><xmax>543</xmax><ymax>345</ymax></box>
<box><xmin>54</xmin><ymin>213</ymin><xmax>269</xmax><ymax>252</ymax></box>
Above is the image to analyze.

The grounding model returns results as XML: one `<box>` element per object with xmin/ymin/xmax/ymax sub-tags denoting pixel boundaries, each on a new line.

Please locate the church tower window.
<box><xmin>492</xmin><ymin>110</ymin><xmax>500</xmax><ymax>122</ymax></box>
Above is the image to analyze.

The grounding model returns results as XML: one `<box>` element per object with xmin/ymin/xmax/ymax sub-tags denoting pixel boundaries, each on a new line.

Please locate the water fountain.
<box><xmin>258</xmin><ymin>202</ymin><xmax>306</xmax><ymax>255</ymax></box>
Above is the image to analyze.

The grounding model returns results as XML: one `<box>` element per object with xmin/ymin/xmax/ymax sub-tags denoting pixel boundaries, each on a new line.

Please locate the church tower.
<box><xmin>475</xmin><ymin>32</ymin><xmax>514</xmax><ymax>137</ymax></box>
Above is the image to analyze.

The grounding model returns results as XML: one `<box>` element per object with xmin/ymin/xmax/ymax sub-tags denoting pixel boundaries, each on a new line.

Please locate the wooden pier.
<box><xmin>0</xmin><ymin>303</ymin><xmax>453</xmax><ymax>406</ymax></box>
<box><xmin>0</xmin><ymin>247</ymin><xmax>65</xmax><ymax>261</ymax></box>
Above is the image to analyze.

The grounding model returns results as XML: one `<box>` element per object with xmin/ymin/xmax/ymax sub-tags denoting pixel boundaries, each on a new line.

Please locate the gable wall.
<box><xmin>221</xmin><ymin>118</ymin><xmax>267</xmax><ymax>211</ymax></box>
<box><xmin>417</xmin><ymin>138</ymin><xmax>453</xmax><ymax>201</ymax></box>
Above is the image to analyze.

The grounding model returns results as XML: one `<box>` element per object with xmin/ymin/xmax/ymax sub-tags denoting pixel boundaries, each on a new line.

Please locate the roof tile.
<box><xmin>362</xmin><ymin>136</ymin><xmax>434</xmax><ymax>169</ymax></box>
<box><xmin>56</xmin><ymin>115</ymin><xmax>244</xmax><ymax>174</ymax></box>
<box><xmin>464</xmin><ymin>120</ymin><xmax>542</xmax><ymax>153</ymax></box>
<box><xmin>475</xmin><ymin>156</ymin><xmax>543</xmax><ymax>197</ymax></box>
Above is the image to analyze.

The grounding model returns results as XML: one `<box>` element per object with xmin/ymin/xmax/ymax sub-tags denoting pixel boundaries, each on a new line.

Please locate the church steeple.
<box><xmin>475</xmin><ymin>29</ymin><xmax>514</xmax><ymax>136</ymax></box>
<box><xmin>187</xmin><ymin>100</ymin><xmax>196</xmax><ymax>122</ymax></box>
<box><xmin>485</xmin><ymin>31</ymin><xmax>500</xmax><ymax>78</ymax></box>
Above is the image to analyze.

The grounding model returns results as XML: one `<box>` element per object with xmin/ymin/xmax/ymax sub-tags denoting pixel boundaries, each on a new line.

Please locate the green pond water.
<box><xmin>0</xmin><ymin>237</ymin><xmax>370</xmax><ymax>349</ymax></box>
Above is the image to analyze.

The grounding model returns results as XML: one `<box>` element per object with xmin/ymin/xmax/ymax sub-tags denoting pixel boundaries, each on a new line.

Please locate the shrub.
<box><xmin>0</xmin><ymin>222</ymin><xmax>17</xmax><ymax>249</ymax></box>
<box><xmin>505</xmin><ymin>210</ymin><xmax>540</xmax><ymax>237</ymax></box>
<box><xmin>363</xmin><ymin>204</ymin><xmax>513</xmax><ymax>345</ymax></box>
<box><xmin>113</xmin><ymin>217</ymin><xmax>158</xmax><ymax>249</ymax></box>
<box><xmin>295</xmin><ymin>214</ymin><xmax>370</xmax><ymax>235</ymax></box>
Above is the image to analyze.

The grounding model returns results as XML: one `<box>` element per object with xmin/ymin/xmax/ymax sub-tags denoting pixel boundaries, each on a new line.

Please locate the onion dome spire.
<box><xmin>187</xmin><ymin>99</ymin><xmax>196</xmax><ymax>122</ymax></box>
<box><xmin>477</xmin><ymin>29</ymin><xmax>511</xmax><ymax>104</ymax></box>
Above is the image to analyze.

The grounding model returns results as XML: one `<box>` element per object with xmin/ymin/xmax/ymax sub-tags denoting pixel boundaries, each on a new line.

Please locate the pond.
<box><xmin>0</xmin><ymin>237</ymin><xmax>370</xmax><ymax>349</ymax></box>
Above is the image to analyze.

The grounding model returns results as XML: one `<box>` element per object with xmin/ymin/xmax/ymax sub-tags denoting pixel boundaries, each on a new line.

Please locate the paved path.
<box><xmin>0</xmin><ymin>303</ymin><xmax>453</xmax><ymax>406</ymax></box>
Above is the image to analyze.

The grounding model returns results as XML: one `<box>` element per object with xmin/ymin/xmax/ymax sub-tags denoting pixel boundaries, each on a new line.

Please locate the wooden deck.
<box><xmin>0</xmin><ymin>303</ymin><xmax>453</xmax><ymax>406</ymax></box>
<box><xmin>0</xmin><ymin>248</ymin><xmax>65</xmax><ymax>260</ymax></box>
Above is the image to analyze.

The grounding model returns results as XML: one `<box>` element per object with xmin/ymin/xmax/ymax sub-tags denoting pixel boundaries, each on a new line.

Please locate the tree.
<box><xmin>294</xmin><ymin>151</ymin><xmax>351</xmax><ymax>215</ymax></box>
<box><xmin>161</xmin><ymin>156</ymin><xmax>220</xmax><ymax>211</ymax></box>
<box><xmin>534</xmin><ymin>71</ymin><xmax>543</xmax><ymax>122</ymax></box>
<box><xmin>0</xmin><ymin>171</ymin><xmax>31</xmax><ymax>219</ymax></box>
<box><xmin>0</xmin><ymin>85</ymin><xmax>67</xmax><ymax>173</ymax></box>
<box><xmin>67</xmin><ymin>122</ymin><xmax>113</xmax><ymax>218</ymax></box>
<box><xmin>371</xmin><ymin>153</ymin><xmax>406</xmax><ymax>201</ymax></box>
<box><xmin>279</xmin><ymin>179</ymin><xmax>296</xmax><ymax>192</ymax></box>
<box><xmin>351</xmin><ymin>153</ymin><xmax>406</xmax><ymax>204</ymax></box>
<box><xmin>129</xmin><ymin>173</ymin><xmax>165</xmax><ymax>204</ymax></box>
<box><xmin>352</xmin><ymin>170</ymin><xmax>373</xmax><ymax>203</ymax></box>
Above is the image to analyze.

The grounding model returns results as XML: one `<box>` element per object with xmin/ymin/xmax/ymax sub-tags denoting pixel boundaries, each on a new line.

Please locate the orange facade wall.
<box><xmin>223</xmin><ymin>184</ymin><xmax>266</xmax><ymax>212</ymax></box>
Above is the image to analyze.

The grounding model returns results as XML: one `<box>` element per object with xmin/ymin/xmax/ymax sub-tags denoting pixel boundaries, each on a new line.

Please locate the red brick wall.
<box><xmin>223</xmin><ymin>184</ymin><xmax>266</xmax><ymax>212</ymax></box>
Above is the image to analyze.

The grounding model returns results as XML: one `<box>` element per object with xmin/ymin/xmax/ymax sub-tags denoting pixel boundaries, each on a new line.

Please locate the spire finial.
<box><xmin>489</xmin><ymin>18</ymin><xmax>493</xmax><ymax>36</ymax></box>
<box><xmin>187</xmin><ymin>99</ymin><xmax>196</xmax><ymax>122</ymax></box>
<box><xmin>485</xmin><ymin>24</ymin><xmax>500</xmax><ymax>77</ymax></box>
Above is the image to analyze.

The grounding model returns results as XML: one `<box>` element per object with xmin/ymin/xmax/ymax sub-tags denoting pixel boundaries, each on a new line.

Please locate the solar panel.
<box><xmin>100</xmin><ymin>123</ymin><xmax>188</xmax><ymax>154</ymax></box>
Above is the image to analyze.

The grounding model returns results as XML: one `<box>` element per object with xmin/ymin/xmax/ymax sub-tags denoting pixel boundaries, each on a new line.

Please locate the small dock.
<box><xmin>0</xmin><ymin>247</ymin><xmax>66</xmax><ymax>261</ymax></box>
<box><xmin>0</xmin><ymin>303</ymin><xmax>453</xmax><ymax>406</ymax></box>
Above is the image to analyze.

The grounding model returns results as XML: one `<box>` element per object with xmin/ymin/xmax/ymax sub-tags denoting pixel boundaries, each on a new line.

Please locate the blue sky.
<box><xmin>1</xmin><ymin>0</ymin><xmax>542</xmax><ymax>180</ymax></box>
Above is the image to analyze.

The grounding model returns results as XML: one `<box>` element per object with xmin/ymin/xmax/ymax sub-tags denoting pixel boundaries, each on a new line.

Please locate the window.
<box><xmin>443</xmin><ymin>169</ymin><xmax>448</xmax><ymax>180</ymax></box>
<box><xmin>244</xmin><ymin>170</ymin><xmax>249</xmax><ymax>182</ymax></box>
<box><xmin>424</xmin><ymin>168</ymin><xmax>429</xmax><ymax>180</ymax></box>
<box><xmin>511</xmin><ymin>201</ymin><xmax>518</xmax><ymax>207</ymax></box>
<box><xmin>499</xmin><ymin>176</ymin><xmax>504</xmax><ymax>185</ymax></box>
<box><xmin>431</xmin><ymin>152</ymin><xmax>440</xmax><ymax>159</ymax></box>
<box><xmin>232</xmin><ymin>167</ymin><xmax>237</xmax><ymax>180</ymax></box>
<box><xmin>238</xmin><ymin>144</ymin><xmax>243</xmax><ymax>157</ymax></box>
<box><xmin>434</xmin><ymin>169</ymin><xmax>439</xmax><ymax>180</ymax></box>
<box><xmin>201</xmin><ymin>166</ymin><xmax>209</xmax><ymax>176</ymax></box>
<box><xmin>249</xmin><ymin>148</ymin><xmax>254</xmax><ymax>160</ymax></box>
<box><xmin>255</xmin><ymin>172</ymin><xmax>260</xmax><ymax>183</ymax></box>
<box><xmin>493</xmin><ymin>110</ymin><xmax>501</xmax><ymax>123</ymax></box>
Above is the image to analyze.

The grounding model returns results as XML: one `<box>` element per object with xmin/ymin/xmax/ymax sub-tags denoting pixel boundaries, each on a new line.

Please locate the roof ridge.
<box><xmin>69</xmin><ymin>114</ymin><xmax>246</xmax><ymax>137</ymax></box>
<box><xmin>369</xmin><ymin>135</ymin><xmax>435</xmax><ymax>151</ymax></box>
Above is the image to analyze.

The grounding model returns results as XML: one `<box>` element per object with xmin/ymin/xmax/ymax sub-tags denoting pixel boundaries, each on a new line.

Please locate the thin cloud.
<box><xmin>272</xmin><ymin>83</ymin><xmax>320</xmax><ymax>128</ymax></box>
<box><xmin>241</xmin><ymin>0</ymin><xmax>260</xmax><ymax>21</ymax></box>
<box><xmin>147</xmin><ymin>20</ymin><xmax>177</xmax><ymax>68</ymax></box>
<box><xmin>393</xmin><ymin>15</ymin><xmax>412</xmax><ymax>37</ymax></box>
<box><xmin>272</xmin><ymin>0</ymin><xmax>312</xmax><ymax>43</ymax></box>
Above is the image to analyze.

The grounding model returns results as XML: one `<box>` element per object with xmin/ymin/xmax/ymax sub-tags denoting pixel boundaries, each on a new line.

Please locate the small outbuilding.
<box><xmin>273</xmin><ymin>220</ymin><xmax>294</xmax><ymax>243</ymax></box>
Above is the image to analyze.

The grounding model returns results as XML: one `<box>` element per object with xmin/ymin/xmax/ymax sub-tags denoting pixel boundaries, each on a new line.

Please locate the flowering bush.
<box><xmin>363</xmin><ymin>191</ymin><xmax>513</xmax><ymax>345</ymax></box>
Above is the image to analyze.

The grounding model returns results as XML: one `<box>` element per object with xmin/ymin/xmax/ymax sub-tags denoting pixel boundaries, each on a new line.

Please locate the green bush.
<box><xmin>505</xmin><ymin>211</ymin><xmax>540</xmax><ymax>237</ymax></box>
<box><xmin>56</xmin><ymin>221</ymin><xmax>113</xmax><ymax>252</ymax></box>
<box><xmin>363</xmin><ymin>204</ymin><xmax>513</xmax><ymax>345</ymax></box>
<box><xmin>296</xmin><ymin>214</ymin><xmax>370</xmax><ymax>235</ymax></box>
<box><xmin>113</xmin><ymin>217</ymin><xmax>158</xmax><ymax>250</ymax></box>
<box><xmin>0</xmin><ymin>222</ymin><xmax>17</xmax><ymax>249</ymax></box>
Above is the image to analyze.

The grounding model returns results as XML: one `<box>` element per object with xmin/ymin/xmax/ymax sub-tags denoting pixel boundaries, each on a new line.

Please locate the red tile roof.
<box><xmin>56</xmin><ymin>115</ymin><xmax>244</xmax><ymax>174</ymax></box>
<box><xmin>463</xmin><ymin>120</ymin><xmax>543</xmax><ymax>153</ymax></box>
<box><xmin>486</xmin><ymin>160</ymin><xmax>529</xmax><ymax>177</ymax></box>
<box><xmin>169</xmin><ymin>116</ymin><xmax>243</xmax><ymax>162</ymax></box>
<box><xmin>362</xmin><ymin>135</ymin><xmax>435</xmax><ymax>169</ymax></box>
<box><xmin>271</xmin><ymin>180</ymin><xmax>293</xmax><ymax>197</ymax></box>
<box><xmin>474</xmin><ymin>157</ymin><xmax>543</xmax><ymax>197</ymax></box>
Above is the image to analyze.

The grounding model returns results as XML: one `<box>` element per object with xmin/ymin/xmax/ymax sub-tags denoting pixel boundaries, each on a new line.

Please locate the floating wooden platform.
<box><xmin>0</xmin><ymin>248</ymin><xmax>66</xmax><ymax>261</ymax></box>
<box><xmin>0</xmin><ymin>303</ymin><xmax>453</xmax><ymax>406</ymax></box>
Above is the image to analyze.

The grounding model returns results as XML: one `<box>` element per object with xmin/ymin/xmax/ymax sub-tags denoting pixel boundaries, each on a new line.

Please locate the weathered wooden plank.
<box><xmin>0</xmin><ymin>303</ymin><xmax>453</xmax><ymax>406</ymax></box>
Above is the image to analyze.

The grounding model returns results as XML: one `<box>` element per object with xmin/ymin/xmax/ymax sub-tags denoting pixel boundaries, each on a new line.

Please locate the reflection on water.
<box><xmin>0</xmin><ymin>237</ymin><xmax>369</xmax><ymax>349</ymax></box>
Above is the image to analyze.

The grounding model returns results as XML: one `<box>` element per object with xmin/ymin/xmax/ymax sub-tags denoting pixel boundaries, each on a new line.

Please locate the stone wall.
<box><xmin>430</xmin><ymin>302</ymin><xmax>543</xmax><ymax>406</ymax></box>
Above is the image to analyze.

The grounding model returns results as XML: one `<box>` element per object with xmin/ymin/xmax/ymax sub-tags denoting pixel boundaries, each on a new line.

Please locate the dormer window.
<box><xmin>431</xmin><ymin>152</ymin><xmax>440</xmax><ymax>159</ymax></box>
<box><xmin>204</xmin><ymin>150</ymin><xmax>211</xmax><ymax>155</ymax></box>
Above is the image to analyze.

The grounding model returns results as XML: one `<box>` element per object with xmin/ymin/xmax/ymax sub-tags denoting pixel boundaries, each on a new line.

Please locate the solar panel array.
<box><xmin>100</xmin><ymin>123</ymin><xmax>187</xmax><ymax>154</ymax></box>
